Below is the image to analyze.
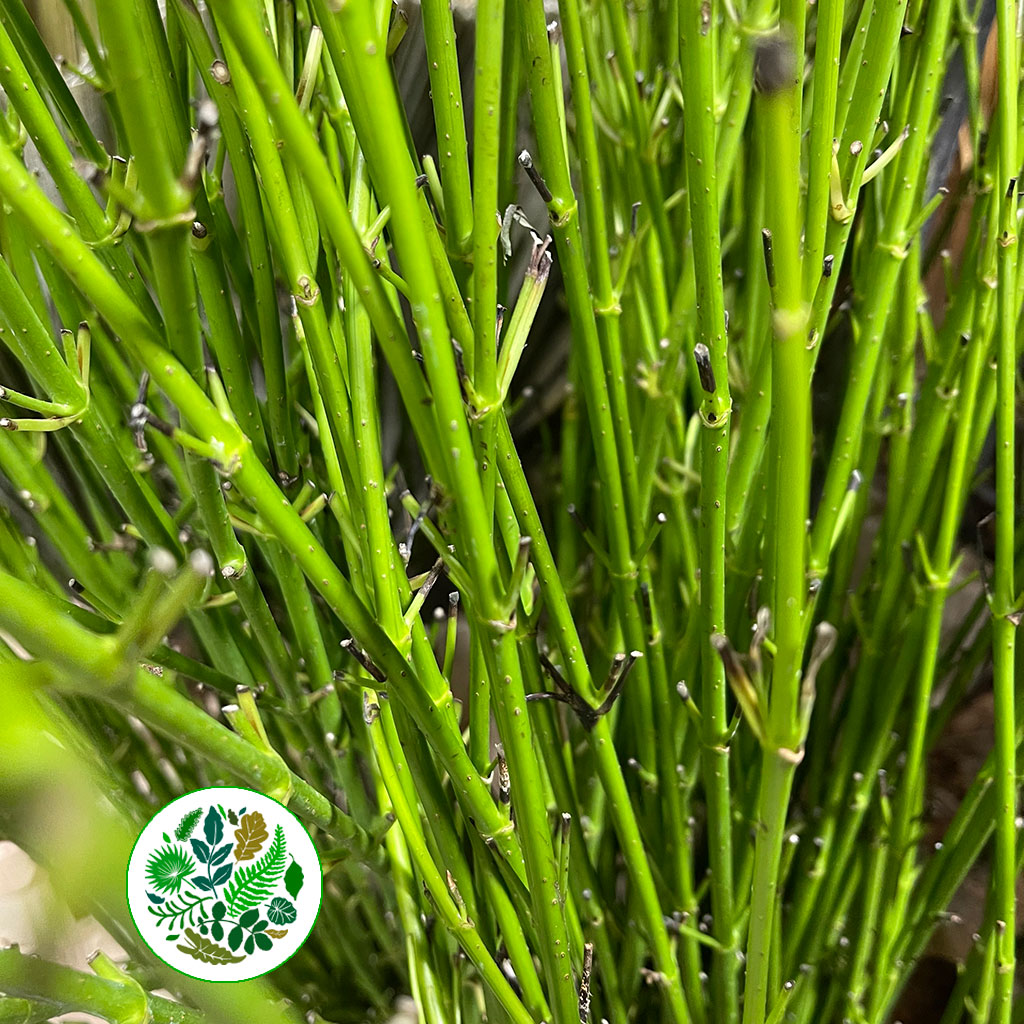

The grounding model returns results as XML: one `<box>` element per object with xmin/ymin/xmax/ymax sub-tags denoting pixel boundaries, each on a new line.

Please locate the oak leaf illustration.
<box><xmin>176</xmin><ymin>927</ymin><xmax>245</xmax><ymax>964</ymax></box>
<box><xmin>233</xmin><ymin>811</ymin><xmax>269</xmax><ymax>861</ymax></box>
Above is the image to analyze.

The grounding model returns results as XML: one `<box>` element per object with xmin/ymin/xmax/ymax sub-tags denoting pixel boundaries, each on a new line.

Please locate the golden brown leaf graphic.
<box><xmin>176</xmin><ymin>928</ymin><xmax>246</xmax><ymax>964</ymax></box>
<box><xmin>233</xmin><ymin>811</ymin><xmax>269</xmax><ymax>861</ymax></box>
<box><xmin>266</xmin><ymin>928</ymin><xmax>289</xmax><ymax>939</ymax></box>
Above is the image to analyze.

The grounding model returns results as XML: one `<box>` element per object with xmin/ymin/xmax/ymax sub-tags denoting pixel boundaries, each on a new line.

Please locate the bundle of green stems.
<box><xmin>0</xmin><ymin>1</ymin><xmax>1020</xmax><ymax>1023</ymax></box>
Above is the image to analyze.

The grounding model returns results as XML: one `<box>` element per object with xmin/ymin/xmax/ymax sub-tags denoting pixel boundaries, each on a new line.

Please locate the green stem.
<box><xmin>743</xmin><ymin>41</ymin><xmax>808</xmax><ymax>1024</ymax></box>
<box><xmin>420</xmin><ymin>0</ymin><xmax>474</xmax><ymax>257</ymax></box>
<box><xmin>679</xmin><ymin>6</ymin><xmax>737</xmax><ymax>1022</ymax></box>
<box><xmin>991</xmin><ymin>2</ymin><xmax>1020</xmax><ymax>1019</ymax></box>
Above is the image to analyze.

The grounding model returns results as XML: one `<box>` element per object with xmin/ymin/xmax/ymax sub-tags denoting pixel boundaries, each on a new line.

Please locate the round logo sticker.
<box><xmin>126</xmin><ymin>787</ymin><xmax>322</xmax><ymax>982</ymax></box>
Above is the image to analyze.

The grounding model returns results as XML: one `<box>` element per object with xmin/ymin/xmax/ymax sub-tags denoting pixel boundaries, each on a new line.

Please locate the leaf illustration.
<box><xmin>211</xmin><ymin>863</ymin><xmax>234</xmax><ymax>886</ymax></box>
<box><xmin>227</xmin><ymin>926</ymin><xmax>243</xmax><ymax>951</ymax></box>
<box><xmin>266</xmin><ymin>898</ymin><xmax>296</xmax><ymax>925</ymax></box>
<box><xmin>223</xmin><ymin>825</ymin><xmax>286</xmax><ymax>916</ymax></box>
<box><xmin>244</xmin><ymin>934</ymin><xmax>255</xmax><ymax>955</ymax></box>
<box><xmin>174</xmin><ymin>808</ymin><xmax>202</xmax><ymax>841</ymax></box>
<box><xmin>210</xmin><ymin>842</ymin><xmax>233</xmax><ymax>866</ymax></box>
<box><xmin>204</xmin><ymin>806</ymin><xmax>224</xmax><ymax>847</ymax></box>
<box><xmin>176</xmin><ymin>927</ymin><xmax>245</xmax><ymax>964</ymax></box>
<box><xmin>190</xmin><ymin>839</ymin><xmax>211</xmax><ymax>864</ymax></box>
<box><xmin>146</xmin><ymin>845</ymin><xmax>196</xmax><ymax>895</ymax></box>
<box><xmin>233</xmin><ymin>812</ymin><xmax>268</xmax><ymax>862</ymax></box>
<box><xmin>284</xmin><ymin>858</ymin><xmax>304</xmax><ymax>901</ymax></box>
<box><xmin>254</xmin><ymin>933</ymin><xmax>273</xmax><ymax>951</ymax></box>
<box><xmin>265</xmin><ymin>929</ymin><xmax>288</xmax><ymax>939</ymax></box>
<box><xmin>227</xmin><ymin>810</ymin><xmax>238</xmax><ymax>825</ymax></box>
<box><xmin>191</xmin><ymin>875</ymin><xmax>215</xmax><ymax>892</ymax></box>
<box><xmin>147</xmin><ymin>891</ymin><xmax>210</xmax><ymax>930</ymax></box>
<box><xmin>147</xmin><ymin>892</ymin><xmax>165</xmax><ymax>905</ymax></box>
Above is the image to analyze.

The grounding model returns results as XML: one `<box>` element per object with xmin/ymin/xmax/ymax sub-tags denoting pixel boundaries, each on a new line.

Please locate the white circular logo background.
<box><xmin>127</xmin><ymin>787</ymin><xmax>322</xmax><ymax>982</ymax></box>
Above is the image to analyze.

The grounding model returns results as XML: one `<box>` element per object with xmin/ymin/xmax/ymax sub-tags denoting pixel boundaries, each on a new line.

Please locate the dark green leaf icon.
<box><xmin>227</xmin><ymin>810</ymin><xmax>238</xmax><ymax>825</ymax></box>
<box><xmin>146</xmin><ymin>845</ymin><xmax>196</xmax><ymax>895</ymax></box>
<box><xmin>190</xmin><ymin>839</ymin><xmax>211</xmax><ymax>864</ymax></box>
<box><xmin>239</xmin><ymin>908</ymin><xmax>259</xmax><ymax>929</ymax></box>
<box><xmin>254</xmin><ymin>933</ymin><xmax>273</xmax><ymax>951</ymax></box>
<box><xmin>211</xmin><ymin>863</ymin><xmax>233</xmax><ymax>886</ymax></box>
<box><xmin>210</xmin><ymin>920</ymin><xmax>223</xmax><ymax>942</ymax></box>
<box><xmin>174</xmin><ymin>808</ymin><xmax>202</xmax><ymax>841</ymax></box>
<box><xmin>146</xmin><ymin>892</ymin><xmax>165</xmax><ymax>905</ymax></box>
<box><xmin>251</xmin><ymin>919</ymin><xmax>267</xmax><ymax>932</ymax></box>
<box><xmin>266</xmin><ymin>898</ymin><xmax>296</xmax><ymax>925</ymax></box>
<box><xmin>204</xmin><ymin>806</ymin><xmax>224</xmax><ymax>847</ymax></box>
<box><xmin>210</xmin><ymin>842</ymin><xmax>233</xmax><ymax>866</ymax></box>
<box><xmin>191</xmin><ymin>876</ymin><xmax>215</xmax><ymax>892</ymax></box>
<box><xmin>227</xmin><ymin>926</ymin><xmax>243</xmax><ymax>951</ymax></box>
<box><xmin>244</xmin><ymin>934</ymin><xmax>255</xmax><ymax>955</ymax></box>
<box><xmin>212</xmin><ymin>901</ymin><xmax>226</xmax><ymax>920</ymax></box>
<box><xmin>284</xmin><ymin>858</ymin><xmax>304</xmax><ymax>901</ymax></box>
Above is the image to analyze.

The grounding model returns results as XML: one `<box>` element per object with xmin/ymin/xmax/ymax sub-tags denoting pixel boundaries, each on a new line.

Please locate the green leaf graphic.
<box><xmin>174</xmin><ymin>808</ymin><xmax>203</xmax><ymax>842</ymax></box>
<box><xmin>204</xmin><ymin>806</ymin><xmax>224</xmax><ymax>847</ymax></box>
<box><xmin>223</xmin><ymin>825</ymin><xmax>286</xmax><ymax>916</ymax></box>
<box><xmin>267</xmin><ymin>898</ymin><xmax>296</xmax><ymax>925</ymax></box>
<box><xmin>176</xmin><ymin>927</ymin><xmax>245</xmax><ymax>964</ymax></box>
<box><xmin>145</xmin><ymin>845</ymin><xmax>196</xmax><ymax>895</ymax></box>
<box><xmin>284</xmin><ymin>858</ymin><xmax>304</xmax><ymax>901</ymax></box>
<box><xmin>211</xmin><ymin>862</ymin><xmax>234</xmax><ymax>886</ymax></box>
<box><xmin>147</xmin><ymin>891</ymin><xmax>209</xmax><ymax>931</ymax></box>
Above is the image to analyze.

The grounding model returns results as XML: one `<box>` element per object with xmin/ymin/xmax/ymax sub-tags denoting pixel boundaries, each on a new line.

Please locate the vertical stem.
<box><xmin>743</xmin><ymin>36</ymin><xmax>808</xmax><ymax>1024</ymax></box>
<box><xmin>420</xmin><ymin>0</ymin><xmax>474</xmax><ymax>256</ymax></box>
<box><xmin>802</xmin><ymin>0</ymin><xmax>842</xmax><ymax>300</ymax></box>
<box><xmin>679</xmin><ymin>7</ymin><xmax>737</xmax><ymax>1024</ymax></box>
<box><xmin>467</xmin><ymin>0</ymin><xmax>506</xmax><ymax>766</ymax></box>
<box><xmin>470</xmin><ymin>0</ymin><xmax>503</xmax><ymax>392</ymax></box>
<box><xmin>991</xmin><ymin>0</ymin><xmax>1019</xmax><ymax>1018</ymax></box>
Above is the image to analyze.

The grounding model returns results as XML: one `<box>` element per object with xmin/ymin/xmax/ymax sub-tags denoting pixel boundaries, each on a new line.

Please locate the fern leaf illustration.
<box><xmin>147</xmin><ymin>890</ymin><xmax>210</xmax><ymax>930</ymax></box>
<box><xmin>174</xmin><ymin>808</ymin><xmax>203</xmax><ymax>841</ymax></box>
<box><xmin>223</xmin><ymin>824</ymin><xmax>286</xmax><ymax>916</ymax></box>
